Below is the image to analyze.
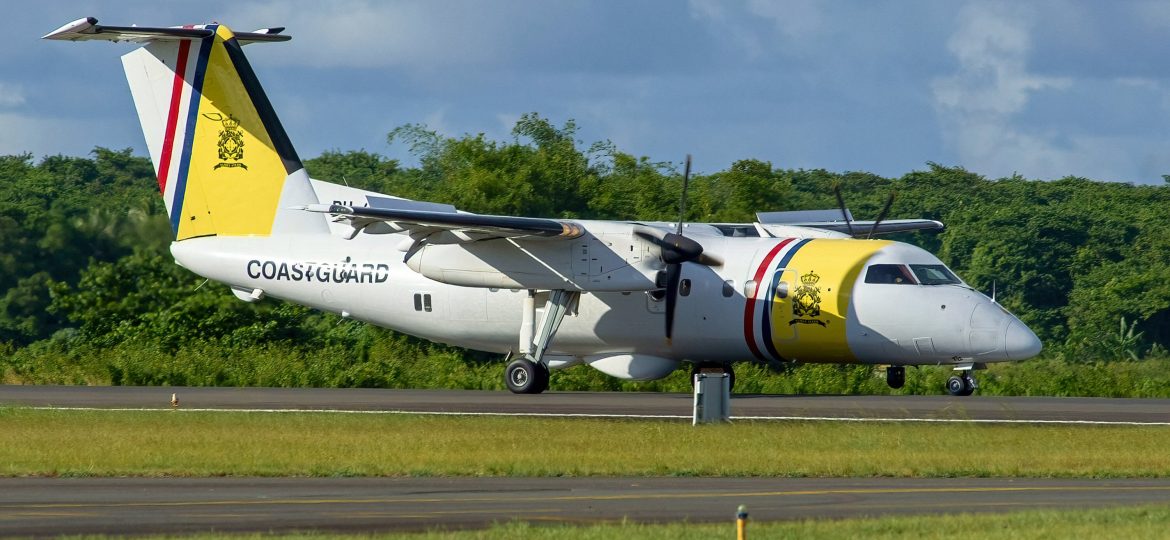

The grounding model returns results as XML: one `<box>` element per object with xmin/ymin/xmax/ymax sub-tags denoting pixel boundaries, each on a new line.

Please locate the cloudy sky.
<box><xmin>7</xmin><ymin>1</ymin><xmax>1170</xmax><ymax>183</ymax></box>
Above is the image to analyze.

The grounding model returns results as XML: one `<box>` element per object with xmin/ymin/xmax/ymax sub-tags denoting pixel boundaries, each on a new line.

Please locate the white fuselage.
<box><xmin>171</xmin><ymin>229</ymin><xmax>1041</xmax><ymax>373</ymax></box>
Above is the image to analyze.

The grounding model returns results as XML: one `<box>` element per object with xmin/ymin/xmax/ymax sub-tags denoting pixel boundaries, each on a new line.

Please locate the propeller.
<box><xmin>832</xmin><ymin>183</ymin><xmax>856</xmax><ymax>237</ymax></box>
<box><xmin>866</xmin><ymin>192</ymin><xmax>896</xmax><ymax>239</ymax></box>
<box><xmin>834</xmin><ymin>183</ymin><xmax>898</xmax><ymax>239</ymax></box>
<box><xmin>632</xmin><ymin>154</ymin><xmax>721</xmax><ymax>341</ymax></box>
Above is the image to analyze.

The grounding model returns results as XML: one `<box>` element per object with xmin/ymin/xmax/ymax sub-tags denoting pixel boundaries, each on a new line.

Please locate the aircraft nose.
<box><xmin>1004</xmin><ymin>321</ymin><xmax>1043</xmax><ymax>360</ymax></box>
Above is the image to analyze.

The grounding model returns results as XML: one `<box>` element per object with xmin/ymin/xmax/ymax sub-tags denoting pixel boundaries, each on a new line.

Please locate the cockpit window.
<box><xmin>909</xmin><ymin>264</ymin><xmax>962</xmax><ymax>285</ymax></box>
<box><xmin>865</xmin><ymin>264</ymin><xmax>916</xmax><ymax>284</ymax></box>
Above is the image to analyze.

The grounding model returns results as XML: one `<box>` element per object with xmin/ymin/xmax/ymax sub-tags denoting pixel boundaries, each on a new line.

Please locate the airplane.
<box><xmin>44</xmin><ymin>17</ymin><xmax>1043</xmax><ymax>397</ymax></box>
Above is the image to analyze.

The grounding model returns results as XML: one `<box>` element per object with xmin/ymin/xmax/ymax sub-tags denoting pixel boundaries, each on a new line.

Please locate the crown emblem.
<box><xmin>800</xmin><ymin>271</ymin><xmax>820</xmax><ymax>286</ymax></box>
<box><xmin>203</xmin><ymin>112</ymin><xmax>247</xmax><ymax>170</ymax></box>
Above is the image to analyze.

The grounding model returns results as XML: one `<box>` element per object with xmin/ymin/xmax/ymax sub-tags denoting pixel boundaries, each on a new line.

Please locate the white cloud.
<box><xmin>0</xmin><ymin>83</ymin><xmax>25</xmax><ymax>108</ymax></box>
<box><xmin>0</xmin><ymin>113</ymin><xmax>114</xmax><ymax>158</ymax></box>
<box><xmin>931</xmin><ymin>2</ymin><xmax>1084</xmax><ymax>179</ymax></box>
<box><xmin>223</xmin><ymin>0</ymin><xmax>513</xmax><ymax>69</ymax></box>
<box><xmin>745</xmin><ymin>0</ymin><xmax>824</xmax><ymax>41</ymax></box>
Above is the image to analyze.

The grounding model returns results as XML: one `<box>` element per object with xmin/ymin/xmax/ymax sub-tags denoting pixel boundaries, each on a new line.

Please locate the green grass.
<box><xmin>9</xmin><ymin>336</ymin><xmax>1170</xmax><ymax>397</ymax></box>
<box><xmin>346</xmin><ymin>505</ymin><xmax>1170</xmax><ymax>539</ymax></box>
<box><xmin>39</xmin><ymin>505</ymin><xmax>1170</xmax><ymax>539</ymax></box>
<box><xmin>3</xmin><ymin>408</ymin><xmax>1170</xmax><ymax>478</ymax></box>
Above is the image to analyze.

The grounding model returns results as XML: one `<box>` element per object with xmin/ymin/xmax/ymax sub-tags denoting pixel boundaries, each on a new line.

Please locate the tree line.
<box><xmin>2</xmin><ymin>114</ymin><xmax>1168</xmax><ymax>388</ymax></box>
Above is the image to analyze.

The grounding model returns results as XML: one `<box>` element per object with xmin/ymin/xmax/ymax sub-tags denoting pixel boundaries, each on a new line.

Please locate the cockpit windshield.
<box><xmin>864</xmin><ymin>264</ymin><xmax>916</xmax><ymax>284</ymax></box>
<box><xmin>865</xmin><ymin>263</ymin><xmax>963</xmax><ymax>286</ymax></box>
<box><xmin>909</xmin><ymin>264</ymin><xmax>962</xmax><ymax>285</ymax></box>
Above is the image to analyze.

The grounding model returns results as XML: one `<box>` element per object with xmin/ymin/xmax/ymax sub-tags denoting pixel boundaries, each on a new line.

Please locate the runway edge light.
<box><xmin>737</xmin><ymin>504</ymin><xmax>748</xmax><ymax>540</ymax></box>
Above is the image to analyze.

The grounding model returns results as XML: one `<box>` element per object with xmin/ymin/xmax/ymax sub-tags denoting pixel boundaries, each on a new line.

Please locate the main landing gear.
<box><xmin>946</xmin><ymin>371</ymin><xmax>977</xmax><ymax>397</ymax></box>
<box><xmin>505</xmin><ymin>357</ymin><xmax>550</xmax><ymax>394</ymax></box>
<box><xmin>505</xmin><ymin>289</ymin><xmax>579</xmax><ymax>395</ymax></box>
<box><xmin>691</xmin><ymin>362</ymin><xmax>735</xmax><ymax>392</ymax></box>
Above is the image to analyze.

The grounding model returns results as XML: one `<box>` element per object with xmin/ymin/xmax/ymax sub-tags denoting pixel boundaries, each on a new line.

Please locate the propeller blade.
<box><xmin>677</xmin><ymin>154</ymin><xmax>691</xmax><ymax>236</ymax></box>
<box><xmin>866</xmin><ymin>192</ymin><xmax>896</xmax><ymax>239</ymax></box>
<box><xmin>832</xmin><ymin>183</ymin><xmax>856</xmax><ymax>237</ymax></box>
<box><xmin>664</xmin><ymin>263</ymin><xmax>681</xmax><ymax>340</ymax></box>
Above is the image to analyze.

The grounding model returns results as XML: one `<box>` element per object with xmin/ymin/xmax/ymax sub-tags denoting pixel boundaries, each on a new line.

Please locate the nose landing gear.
<box><xmin>886</xmin><ymin>366</ymin><xmax>906</xmax><ymax>389</ymax></box>
<box><xmin>945</xmin><ymin>371</ymin><xmax>977</xmax><ymax>396</ymax></box>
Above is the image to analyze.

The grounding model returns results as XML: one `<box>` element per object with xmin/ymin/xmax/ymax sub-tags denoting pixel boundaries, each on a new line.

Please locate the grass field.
<box><xmin>362</xmin><ymin>505</ymin><xmax>1170</xmax><ymax>539</ymax></box>
<box><xmin>3</xmin><ymin>408</ymin><xmax>1170</xmax><ymax>478</ymax></box>
<box><xmin>28</xmin><ymin>505</ymin><xmax>1170</xmax><ymax>539</ymax></box>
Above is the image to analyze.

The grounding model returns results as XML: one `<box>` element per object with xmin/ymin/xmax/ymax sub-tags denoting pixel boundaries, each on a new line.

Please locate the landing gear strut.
<box><xmin>886</xmin><ymin>366</ymin><xmax>905</xmax><ymax>389</ymax></box>
<box><xmin>505</xmin><ymin>289</ymin><xmax>578</xmax><ymax>394</ymax></box>
<box><xmin>945</xmin><ymin>371</ymin><xmax>977</xmax><ymax>396</ymax></box>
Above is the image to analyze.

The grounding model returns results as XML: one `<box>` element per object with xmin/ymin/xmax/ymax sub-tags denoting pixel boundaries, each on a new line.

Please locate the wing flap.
<box><xmin>298</xmin><ymin>204</ymin><xmax>585</xmax><ymax>241</ymax></box>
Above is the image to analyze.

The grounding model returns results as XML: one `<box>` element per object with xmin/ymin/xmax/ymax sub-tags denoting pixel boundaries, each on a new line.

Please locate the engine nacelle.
<box><xmin>406</xmin><ymin>237</ymin><xmax>657</xmax><ymax>291</ymax></box>
<box><xmin>585</xmin><ymin>354</ymin><xmax>679</xmax><ymax>381</ymax></box>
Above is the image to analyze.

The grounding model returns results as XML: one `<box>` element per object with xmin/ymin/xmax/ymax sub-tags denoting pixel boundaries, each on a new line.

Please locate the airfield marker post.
<box><xmin>692</xmin><ymin>372</ymin><xmax>730</xmax><ymax>424</ymax></box>
<box><xmin>737</xmin><ymin>504</ymin><xmax>749</xmax><ymax>539</ymax></box>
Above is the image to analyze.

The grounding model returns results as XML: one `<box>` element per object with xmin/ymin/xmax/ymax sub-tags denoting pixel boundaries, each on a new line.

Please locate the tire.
<box><xmin>534</xmin><ymin>361</ymin><xmax>551</xmax><ymax>393</ymax></box>
<box><xmin>505</xmin><ymin>358</ymin><xmax>546</xmax><ymax>394</ymax></box>
<box><xmin>691</xmin><ymin>363</ymin><xmax>735</xmax><ymax>393</ymax></box>
<box><xmin>886</xmin><ymin>366</ymin><xmax>906</xmax><ymax>389</ymax></box>
<box><xmin>945</xmin><ymin>375</ymin><xmax>967</xmax><ymax>396</ymax></box>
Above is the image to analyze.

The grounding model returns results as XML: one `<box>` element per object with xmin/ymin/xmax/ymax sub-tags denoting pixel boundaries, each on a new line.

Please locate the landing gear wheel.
<box><xmin>505</xmin><ymin>358</ymin><xmax>549</xmax><ymax>394</ymax></box>
<box><xmin>945</xmin><ymin>373</ymin><xmax>976</xmax><ymax>396</ymax></box>
<box><xmin>886</xmin><ymin>366</ymin><xmax>906</xmax><ymax>389</ymax></box>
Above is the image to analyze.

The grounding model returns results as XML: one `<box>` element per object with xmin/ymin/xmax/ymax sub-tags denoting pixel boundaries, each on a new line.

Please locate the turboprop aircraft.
<box><xmin>44</xmin><ymin>17</ymin><xmax>1042</xmax><ymax>396</ymax></box>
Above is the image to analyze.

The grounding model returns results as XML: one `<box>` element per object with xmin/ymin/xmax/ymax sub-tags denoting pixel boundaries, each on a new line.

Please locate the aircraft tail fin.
<box><xmin>45</xmin><ymin>18</ymin><xmax>327</xmax><ymax>240</ymax></box>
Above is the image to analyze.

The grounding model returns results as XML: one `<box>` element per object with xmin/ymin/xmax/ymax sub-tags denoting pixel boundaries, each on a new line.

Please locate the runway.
<box><xmin>2</xmin><ymin>385</ymin><xmax>1169</xmax><ymax>424</ymax></box>
<box><xmin>4</xmin><ymin>477</ymin><xmax>1170</xmax><ymax>536</ymax></box>
<box><xmin>4</xmin><ymin>386</ymin><xmax>1170</xmax><ymax>534</ymax></box>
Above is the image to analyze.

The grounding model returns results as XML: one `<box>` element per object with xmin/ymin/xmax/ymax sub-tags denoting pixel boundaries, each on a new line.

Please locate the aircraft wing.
<box><xmin>784</xmin><ymin>219</ymin><xmax>944</xmax><ymax>236</ymax></box>
<box><xmin>755</xmin><ymin>209</ymin><xmax>943</xmax><ymax>237</ymax></box>
<box><xmin>298</xmin><ymin>203</ymin><xmax>584</xmax><ymax>242</ymax></box>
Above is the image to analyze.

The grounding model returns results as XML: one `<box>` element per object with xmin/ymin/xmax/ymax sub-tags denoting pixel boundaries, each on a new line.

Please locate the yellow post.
<box><xmin>737</xmin><ymin>504</ymin><xmax>748</xmax><ymax>540</ymax></box>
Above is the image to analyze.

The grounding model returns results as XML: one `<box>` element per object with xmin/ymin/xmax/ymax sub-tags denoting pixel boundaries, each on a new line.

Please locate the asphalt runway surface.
<box><xmin>3</xmin><ymin>386</ymin><xmax>1170</xmax><ymax>535</ymax></box>
<box><xmin>2</xmin><ymin>384</ymin><xmax>1169</xmax><ymax>424</ymax></box>
<box><xmin>4</xmin><ymin>477</ymin><xmax>1170</xmax><ymax>536</ymax></box>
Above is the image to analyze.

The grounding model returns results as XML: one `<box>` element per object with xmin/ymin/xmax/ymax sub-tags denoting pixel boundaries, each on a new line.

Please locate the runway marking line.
<box><xmin>13</xmin><ymin>406</ymin><xmax>1170</xmax><ymax>426</ymax></box>
<box><xmin>5</xmin><ymin>485</ymin><xmax>1170</xmax><ymax>511</ymax></box>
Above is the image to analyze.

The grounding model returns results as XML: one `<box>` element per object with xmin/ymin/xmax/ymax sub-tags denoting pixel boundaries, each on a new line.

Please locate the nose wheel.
<box><xmin>945</xmin><ymin>372</ymin><xmax>977</xmax><ymax>396</ymax></box>
<box><xmin>886</xmin><ymin>366</ymin><xmax>906</xmax><ymax>389</ymax></box>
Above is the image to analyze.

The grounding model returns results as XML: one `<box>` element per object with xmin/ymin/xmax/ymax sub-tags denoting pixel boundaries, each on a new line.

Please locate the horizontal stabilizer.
<box><xmin>43</xmin><ymin>17</ymin><xmax>289</xmax><ymax>44</ymax></box>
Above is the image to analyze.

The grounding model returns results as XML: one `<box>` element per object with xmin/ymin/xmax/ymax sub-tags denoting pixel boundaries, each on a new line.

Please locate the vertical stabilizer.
<box><xmin>113</xmin><ymin>24</ymin><xmax>326</xmax><ymax>239</ymax></box>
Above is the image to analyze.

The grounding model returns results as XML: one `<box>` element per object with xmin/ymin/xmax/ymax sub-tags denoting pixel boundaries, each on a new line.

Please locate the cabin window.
<box><xmin>744</xmin><ymin>280</ymin><xmax>758</xmax><ymax>298</ymax></box>
<box><xmin>722</xmin><ymin>280</ymin><xmax>735</xmax><ymax>298</ymax></box>
<box><xmin>679</xmin><ymin>278</ymin><xmax>692</xmax><ymax>297</ymax></box>
<box><xmin>413</xmin><ymin>293</ymin><xmax>433</xmax><ymax>312</ymax></box>
<box><xmin>865</xmin><ymin>264</ymin><xmax>916</xmax><ymax>284</ymax></box>
<box><xmin>909</xmin><ymin>264</ymin><xmax>961</xmax><ymax>285</ymax></box>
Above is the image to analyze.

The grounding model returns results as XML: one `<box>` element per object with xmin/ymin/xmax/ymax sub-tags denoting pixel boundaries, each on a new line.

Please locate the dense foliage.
<box><xmin>2</xmin><ymin>115</ymin><xmax>1168</xmax><ymax>394</ymax></box>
